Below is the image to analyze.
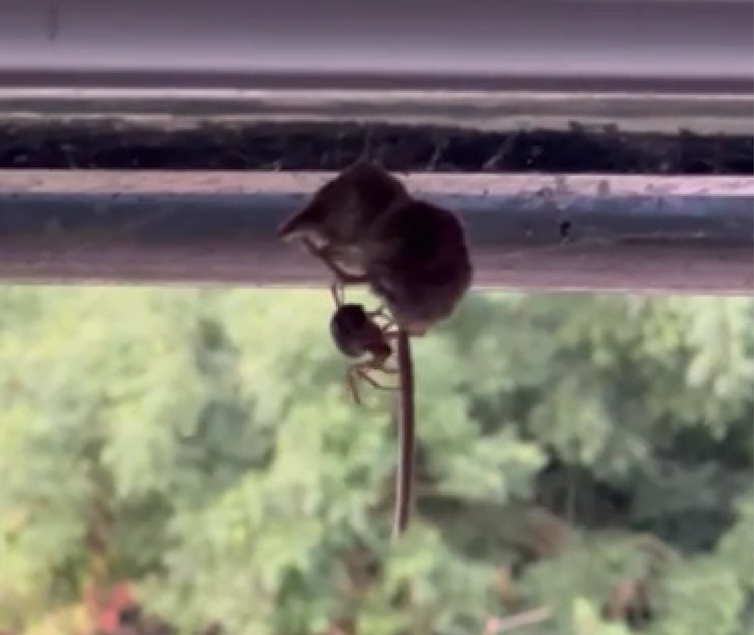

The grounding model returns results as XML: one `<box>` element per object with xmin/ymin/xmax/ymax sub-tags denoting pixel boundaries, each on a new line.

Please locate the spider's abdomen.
<box><xmin>330</xmin><ymin>304</ymin><xmax>391</xmax><ymax>360</ymax></box>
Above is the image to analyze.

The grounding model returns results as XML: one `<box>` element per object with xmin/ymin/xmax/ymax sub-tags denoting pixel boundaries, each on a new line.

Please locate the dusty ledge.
<box><xmin>0</xmin><ymin>171</ymin><xmax>751</xmax><ymax>294</ymax></box>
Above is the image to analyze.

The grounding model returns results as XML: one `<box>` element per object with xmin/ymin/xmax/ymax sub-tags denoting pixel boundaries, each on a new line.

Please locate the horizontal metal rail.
<box><xmin>1</xmin><ymin>89</ymin><xmax>752</xmax><ymax>136</ymax></box>
<box><xmin>0</xmin><ymin>171</ymin><xmax>751</xmax><ymax>294</ymax></box>
<box><xmin>1</xmin><ymin>1</ymin><xmax>752</xmax><ymax>89</ymax></box>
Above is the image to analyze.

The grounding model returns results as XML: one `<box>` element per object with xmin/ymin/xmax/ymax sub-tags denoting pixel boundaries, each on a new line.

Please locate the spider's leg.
<box><xmin>354</xmin><ymin>363</ymin><xmax>399</xmax><ymax>391</ymax></box>
<box><xmin>367</xmin><ymin>305</ymin><xmax>393</xmax><ymax>321</ymax></box>
<box><xmin>357</xmin><ymin>371</ymin><xmax>397</xmax><ymax>391</ymax></box>
<box><xmin>372</xmin><ymin>348</ymin><xmax>400</xmax><ymax>374</ymax></box>
<box><xmin>368</xmin><ymin>307</ymin><xmax>400</xmax><ymax>333</ymax></box>
<box><xmin>343</xmin><ymin>354</ymin><xmax>399</xmax><ymax>406</ymax></box>
<box><xmin>330</xmin><ymin>282</ymin><xmax>345</xmax><ymax>307</ymax></box>
<box><xmin>345</xmin><ymin>368</ymin><xmax>364</xmax><ymax>406</ymax></box>
<box><xmin>380</xmin><ymin>328</ymin><xmax>402</xmax><ymax>341</ymax></box>
<box><xmin>376</xmin><ymin>366</ymin><xmax>400</xmax><ymax>375</ymax></box>
<box><xmin>378</xmin><ymin>329</ymin><xmax>406</xmax><ymax>373</ymax></box>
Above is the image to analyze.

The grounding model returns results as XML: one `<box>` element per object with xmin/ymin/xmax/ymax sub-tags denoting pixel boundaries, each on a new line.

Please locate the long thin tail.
<box><xmin>392</xmin><ymin>329</ymin><xmax>416</xmax><ymax>539</ymax></box>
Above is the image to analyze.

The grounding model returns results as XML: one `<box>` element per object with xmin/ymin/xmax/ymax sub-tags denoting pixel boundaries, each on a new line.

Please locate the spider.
<box><xmin>328</xmin><ymin>284</ymin><xmax>400</xmax><ymax>404</ymax></box>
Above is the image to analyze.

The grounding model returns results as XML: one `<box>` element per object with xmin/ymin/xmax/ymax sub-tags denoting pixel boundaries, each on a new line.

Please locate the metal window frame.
<box><xmin>1</xmin><ymin>171</ymin><xmax>751</xmax><ymax>294</ymax></box>
<box><xmin>1</xmin><ymin>0</ymin><xmax>751</xmax><ymax>295</ymax></box>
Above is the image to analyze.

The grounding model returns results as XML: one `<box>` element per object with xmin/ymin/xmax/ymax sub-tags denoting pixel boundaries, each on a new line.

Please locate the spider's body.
<box><xmin>330</xmin><ymin>303</ymin><xmax>392</xmax><ymax>361</ymax></box>
<box><xmin>326</xmin><ymin>286</ymin><xmax>398</xmax><ymax>403</ymax></box>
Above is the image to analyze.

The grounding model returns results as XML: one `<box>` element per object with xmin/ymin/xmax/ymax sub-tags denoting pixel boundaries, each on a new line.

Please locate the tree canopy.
<box><xmin>0</xmin><ymin>287</ymin><xmax>750</xmax><ymax>635</ymax></box>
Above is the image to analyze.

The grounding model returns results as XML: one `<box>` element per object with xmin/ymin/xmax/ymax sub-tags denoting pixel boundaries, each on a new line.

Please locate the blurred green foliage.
<box><xmin>0</xmin><ymin>288</ymin><xmax>750</xmax><ymax>635</ymax></box>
